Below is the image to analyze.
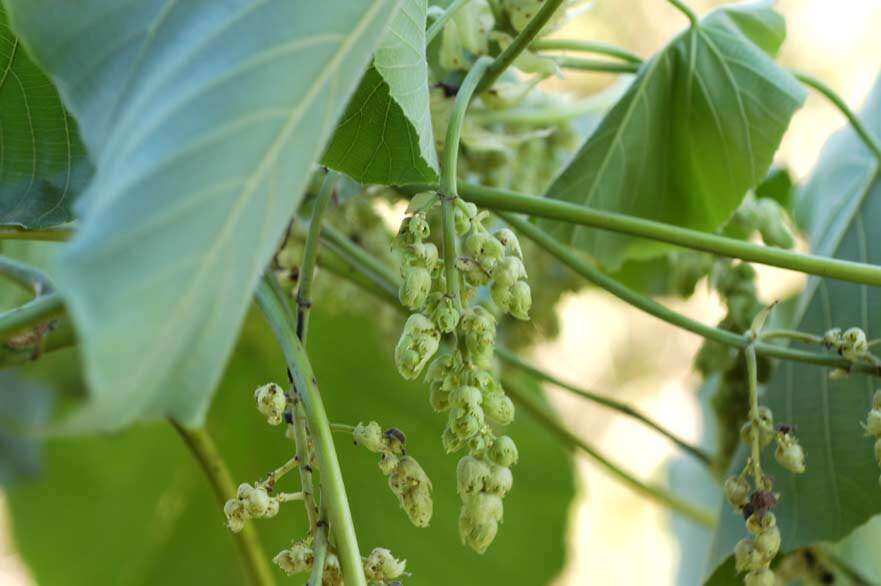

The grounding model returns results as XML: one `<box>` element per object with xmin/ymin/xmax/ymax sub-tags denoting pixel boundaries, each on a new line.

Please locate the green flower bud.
<box><xmin>378</xmin><ymin>453</ymin><xmax>399</xmax><ymax>476</ymax></box>
<box><xmin>864</xmin><ymin>409</ymin><xmax>881</xmax><ymax>436</ymax></box>
<box><xmin>490</xmin><ymin>280</ymin><xmax>512</xmax><ymax>312</ymax></box>
<box><xmin>364</xmin><ymin>548</ymin><xmax>406</xmax><ymax>582</ymax></box>
<box><xmin>272</xmin><ymin>539</ymin><xmax>314</xmax><ymax>576</ymax></box>
<box><xmin>509</xmin><ymin>280</ymin><xmax>531</xmax><ymax>320</ymax></box>
<box><xmin>774</xmin><ymin>433</ymin><xmax>806</xmax><ymax>474</ymax></box>
<box><xmin>493</xmin><ymin>256</ymin><xmax>527</xmax><ymax>288</ymax></box>
<box><xmin>395</xmin><ymin>314</ymin><xmax>440</xmax><ymax>380</ymax></box>
<box><xmin>408</xmin><ymin>241</ymin><xmax>439</xmax><ymax>272</ymax></box>
<box><xmin>468</xmin><ymin>433</ymin><xmax>490</xmax><ymax>456</ymax></box>
<box><xmin>425</xmin><ymin>351</ymin><xmax>460</xmax><ymax>388</ymax></box>
<box><xmin>754</xmin><ymin>525</ymin><xmax>781</xmax><ymax>560</ymax></box>
<box><xmin>451</xmin><ymin>408</ymin><xmax>482</xmax><ymax>440</ymax></box>
<box><xmin>484</xmin><ymin>464</ymin><xmax>513</xmax><ymax>497</ymax></box>
<box><xmin>457</xmin><ymin>455</ymin><xmax>491</xmax><ymax>496</ymax></box>
<box><xmin>408</xmin><ymin>213</ymin><xmax>430</xmax><ymax>240</ymax></box>
<box><xmin>459</xmin><ymin>493</ymin><xmax>504</xmax><ymax>554</ymax></box>
<box><xmin>723</xmin><ymin>476</ymin><xmax>750</xmax><ymax>509</ymax></box>
<box><xmin>744</xmin><ymin>568</ymin><xmax>775</xmax><ymax>586</ymax></box>
<box><xmin>454</xmin><ymin>203</ymin><xmax>477</xmax><ymax>236</ymax></box>
<box><xmin>741</xmin><ymin>406</ymin><xmax>774</xmax><ymax>448</ymax></box>
<box><xmin>353</xmin><ymin>421</ymin><xmax>384</xmax><ymax>453</ymax></box>
<box><xmin>237</xmin><ymin>483</ymin><xmax>272</xmax><ymax>517</ymax></box>
<box><xmin>843</xmin><ymin>326</ymin><xmax>869</xmax><ymax>362</ymax></box>
<box><xmin>443</xmin><ymin>426</ymin><xmax>465</xmax><ymax>453</ymax></box>
<box><xmin>389</xmin><ymin>456</ymin><xmax>431</xmax><ymax>494</ymax></box>
<box><xmin>254</xmin><ymin>383</ymin><xmax>287</xmax><ymax>426</ymax></box>
<box><xmin>430</xmin><ymin>386</ymin><xmax>452</xmax><ymax>413</ymax></box>
<box><xmin>484</xmin><ymin>391</ymin><xmax>515</xmax><ymax>426</ymax></box>
<box><xmin>734</xmin><ymin>539</ymin><xmax>764</xmax><ymax>573</ymax></box>
<box><xmin>469</xmin><ymin>369</ymin><xmax>499</xmax><ymax>393</ymax></box>
<box><xmin>464</xmin><ymin>230</ymin><xmax>490</xmax><ymax>260</ymax></box>
<box><xmin>430</xmin><ymin>294</ymin><xmax>460</xmax><ymax>333</ymax></box>
<box><xmin>823</xmin><ymin>328</ymin><xmax>843</xmax><ymax>349</ymax></box>
<box><xmin>489</xmin><ymin>435</ymin><xmax>519</xmax><ymax>467</ymax></box>
<box><xmin>461</xmin><ymin>307</ymin><xmax>496</xmax><ymax>360</ymax></box>
<box><xmin>452</xmin><ymin>385</ymin><xmax>483</xmax><ymax>409</ymax></box>
<box><xmin>493</xmin><ymin>228</ymin><xmax>522</xmax><ymax>259</ymax></box>
<box><xmin>399</xmin><ymin>266</ymin><xmax>432</xmax><ymax>310</ymax></box>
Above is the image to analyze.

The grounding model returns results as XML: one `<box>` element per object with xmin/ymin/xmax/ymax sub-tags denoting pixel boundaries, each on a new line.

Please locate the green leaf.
<box><xmin>704</xmin><ymin>74</ymin><xmax>881</xmax><ymax>584</ymax></box>
<box><xmin>323</xmin><ymin>0</ymin><xmax>438</xmax><ymax>184</ymax></box>
<box><xmin>755</xmin><ymin>167</ymin><xmax>794</xmax><ymax>210</ymax></box>
<box><xmin>0</xmin><ymin>5</ymin><xmax>90</xmax><ymax>228</ymax></box>
<box><xmin>3</xmin><ymin>0</ymin><xmax>403</xmax><ymax>431</ymax></box>
<box><xmin>541</xmin><ymin>0</ymin><xmax>806</xmax><ymax>270</ymax></box>
<box><xmin>7</xmin><ymin>308</ymin><xmax>574</xmax><ymax>585</ymax></box>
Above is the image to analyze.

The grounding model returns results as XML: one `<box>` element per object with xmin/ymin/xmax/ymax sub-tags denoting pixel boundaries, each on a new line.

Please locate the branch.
<box><xmin>170</xmin><ymin>420</ymin><xmax>276</xmax><ymax>586</ymax></box>
<box><xmin>495</xmin><ymin>346</ymin><xmax>712</xmax><ymax>466</ymax></box>
<box><xmin>550</xmin><ymin>55</ymin><xmax>640</xmax><ymax>74</ymax></box>
<box><xmin>502</xmin><ymin>374</ymin><xmax>715</xmax><ymax>527</ymax></box>
<box><xmin>667</xmin><ymin>0</ymin><xmax>699</xmax><ymax>27</ymax></box>
<box><xmin>530</xmin><ymin>39</ymin><xmax>642</xmax><ymax>64</ymax></box>
<box><xmin>425</xmin><ymin>0</ymin><xmax>471</xmax><ymax>44</ymax></box>
<box><xmin>255</xmin><ymin>275</ymin><xmax>366</xmax><ymax>586</ymax></box>
<box><xmin>0</xmin><ymin>256</ymin><xmax>54</xmax><ymax>295</ymax></box>
<box><xmin>0</xmin><ymin>292</ymin><xmax>64</xmax><ymax>340</ymax></box>
<box><xmin>0</xmin><ymin>227</ymin><xmax>73</xmax><ymax>242</ymax></box>
<box><xmin>450</xmin><ymin>183</ymin><xmax>881</xmax><ymax>288</ymax></box>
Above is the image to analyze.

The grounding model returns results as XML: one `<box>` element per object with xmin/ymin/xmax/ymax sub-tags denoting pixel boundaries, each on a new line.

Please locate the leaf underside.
<box><xmin>705</xmin><ymin>75</ymin><xmax>881</xmax><ymax>584</ymax></box>
<box><xmin>3</xmin><ymin>0</ymin><xmax>402</xmax><ymax>431</ymax></box>
<box><xmin>0</xmin><ymin>6</ymin><xmax>90</xmax><ymax>228</ymax></box>
<box><xmin>541</xmin><ymin>0</ymin><xmax>806</xmax><ymax>270</ymax></box>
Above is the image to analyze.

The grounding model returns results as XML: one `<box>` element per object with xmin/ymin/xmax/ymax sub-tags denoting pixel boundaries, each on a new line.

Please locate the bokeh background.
<box><xmin>1</xmin><ymin>0</ymin><xmax>880</xmax><ymax>584</ymax></box>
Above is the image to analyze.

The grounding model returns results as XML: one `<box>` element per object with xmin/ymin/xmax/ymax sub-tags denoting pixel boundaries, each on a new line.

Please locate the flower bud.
<box><xmin>459</xmin><ymin>493</ymin><xmax>504</xmax><ymax>554</ymax></box>
<box><xmin>493</xmin><ymin>256</ymin><xmax>527</xmax><ymax>287</ymax></box>
<box><xmin>443</xmin><ymin>426</ymin><xmax>465</xmax><ymax>453</ymax></box>
<box><xmin>273</xmin><ymin>539</ymin><xmax>314</xmax><ymax>575</ymax></box>
<box><xmin>489</xmin><ymin>435</ymin><xmax>519</xmax><ymax>467</ymax></box>
<box><xmin>395</xmin><ymin>314</ymin><xmax>440</xmax><ymax>380</ymax></box>
<box><xmin>430</xmin><ymin>294</ymin><xmax>460</xmax><ymax>333</ymax></box>
<box><xmin>864</xmin><ymin>409</ymin><xmax>881</xmax><ymax>437</ymax></box>
<box><xmin>353</xmin><ymin>421</ymin><xmax>384</xmax><ymax>453</ymax></box>
<box><xmin>723</xmin><ymin>476</ymin><xmax>750</xmax><ymax>509</ymax></box>
<box><xmin>734</xmin><ymin>539</ymin><xmax>764</xmax><ymax>573</ymax></box>
<box><xmin>254</xmin><ymin>383</ymin><xmax>287</xmax><ymax>426</ymax></box>
<box><xmin>402</xmin><ymin>483</ymin><xmax>434</xmax><ymax>527</ymax></box>
<box><xmin>509</xmin><ymin>280</ymin><xmax>531</xmax><ymax>320</ymax></box>
<box><xmin>842</xmin><ymin>327</ymin><xmax>868</xmax><ymax>362</ymax></box>
<box><xmin>399</xmin><ymin>266</ymin><xmax>432</xmax><ymax>310</ymax></box>
<box><xmin>753</xmin><ymin>525</ymin><xmax>781</xmax><ymax>560</ymax></box>
<box><xmin>430</xmin><ymin>386</ymin><xmax>452</xmax><ymax>412</ymax></box>
<box><xmin>741</xmin><ymin>406</ymin><xmax>775</xmax><ymax>448</ymax></box>
<box><xmin>407</xmin><ymin>214</ymin><xmax>430</xmax><ymax>240</ymax></box>
<box><xmin>389</xmin><ymin>456</ymin><xmax>433</xmax><ymax>527</ymax></box>
<box><xmin>484</xmin><ymin>464</ymin><xmax>513</xmax><ymax>497</ymax></box>
<box><xmin>493</xmin><ymin>228</ymin><xmax>522</xmax><ymax>259</ymax></box>
<box><xmin>490</xmin><ymin>280</ymin><xmax>512</xmax><ymax>312</ymax></box>
<box><xmin>238</xmin><ymin>483</ymin><xmax>272</xmax><ymax>517</ymax></box>
<box><xmin>389</xmin><ymin>456</ymin><xmax>431</xmax><ymax>493</ymax></box>
<box><xmin>484</xmin><ymin>391</ymin><xmax>515</xmax><ymax>426</ymax></box>
<box><xmin>364</xmin><ymin>548</ymin><xmax>406</xmax><ymax>581</ymax></box>
<box><xmin>774</xmin><ymin>433</ymin><xmax>806</xmax><ymax>474</ymax></box>
<box><xmin>454</xmin><ymin>203</ymin><xmax>477</xmax><ymax>236</ymax></box>
<box><xmin>450</xmin><ymin>408</ymin><xmax>482</xmax><ymax>440</ymax></box>
<box><xmin>452</xmin><ymin>385</ymin><xmax>483</xmax><ymax>409</ymax></box>
<box><xmin>744</xmin><ymin>568</ymin><xmax>775</xmax><ymax>586</ymax></box>
<box><xmin>457</xmin><ymin>455</ymin><xmax>491</xmax><ymax>496</ymax></box>
<box><xmin>224</xmin><ymin>499</ymin><xmax>247</xmax><ymax>533</ymax></box>
<box><xmin>823</xmin><ymin>328</ymin><xmax>843</xmax><ymax>349</ymax></box>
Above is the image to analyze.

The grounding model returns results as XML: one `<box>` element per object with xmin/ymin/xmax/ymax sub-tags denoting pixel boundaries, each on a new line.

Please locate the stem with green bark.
<box><xmin>496</xmin><ymin>212</ymin><xmax>879</xmax><ymax>376</ymax></box>
<box><xmin>0</xmin><ymin>227</ymin><xmax>73</xmax><ymax>242</ymax></box>
<box><xmin>297</xmin><ymin>170</ymin><xmax>340</xmax><ymax>341</ymax></box>
<box><xmin>170</xmin><ymin>420</ymin><xmax>276</xmax><ymax>586</ymax></box>
<box><xmin>0</xmin><ymin>257</ymin><xmax>54</xmax><ymax>295</ymax></box>
<box><xmin>426</xmin><ymin>0</ymin><xmax>470</xmax><ymax>43</ymax></box>
<box><xmin>531</xmin><ymin>39</ymin><xmax>642</xmax><ymax>63</ymax></box>
<box><xmin>758</xmin><ymin>329</ymin><xmax>823</xmax><ymax>345</ymax></box>
<box><xmin>474</xmin><ymin>0</ymin><xmax>567</xmax><ymax>93</ymax></box>
<box><xmin>744</xmin><ymin>343</ymin><xmax>764</xmax><ymax>489</ymax></box>
<box><xmin>256</xmin><ymin>275</ymin><xmax>366</xmax><ymax>586</ymax></box>
<box><xmin>502</xmin><ymin>375</ymin><xmax>715</xmax><ymax>527</ymax></box>
<box><xmin>495</xmin><ymin>346</ymin><xmax>712</xmax><ymax>466</ymax></box>
<box><xmin>0</xmin><ymin>292</ymin><xmax>64</xmax><ymax>340</ymax></box>
<box><xmin>450</xmin><ymin>183</ymin><xmax>881</xmax><ymax>288</ymax></box>
<box><xmin>550</xmin><ymin>55</ymin><xmax>640</xmax><ymax>74</ymax></box>
<box><xmin>667</xmin><ymin>0</ymin><xmax>699</xmax><ymax>27</ymax></box>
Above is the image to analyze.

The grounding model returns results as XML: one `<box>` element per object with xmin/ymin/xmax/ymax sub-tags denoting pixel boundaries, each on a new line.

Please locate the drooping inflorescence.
<box><xmin>392</xmin><ymin>196</ymin><xmax>530</xmax><ymax>553</ymax></box>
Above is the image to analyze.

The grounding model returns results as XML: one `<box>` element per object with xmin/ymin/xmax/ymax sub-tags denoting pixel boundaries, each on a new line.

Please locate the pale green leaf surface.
<box><xmin>705</xmin><ymin>75</ymin><xmax>881</xmax><ymax>584</ymax></box>
<box><xmin>322</xmin><ymin>0</ymin><xmax>438</xmax><ymax>184</ymax></box>
<box><xmin>7</xmin><ymin>308</ymin><xmax>573</xmax><ymax>586</ymax></box>
<box><xmin>3</xmin><ymin>0</ymin><xmax>402</xmax><ymax>430</ymax></box>
<box><xmin>541</xmin><ymin>0</ymin><xmax>805</xmax><ymax>270</ymax></box>
<box><xmin>0</xmin><ymin>6</ymin><xmax>90</xmax><ymax>228</ymax></box>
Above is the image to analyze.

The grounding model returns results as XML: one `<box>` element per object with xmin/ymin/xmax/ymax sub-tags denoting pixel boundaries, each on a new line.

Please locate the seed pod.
<box><xmin>364</xmin><ymin>548</ymin><xmax>406</xmax><ymax>581</ymax></box>
<box><xmin>353</xmin><ymin>421</ymin><xmax>384</xmax><ymax>453</ymax></box>
<box><xmin>490</xmin><ymin>436</ymin><xmax>519</xmax><ymax>467</ymax></box>
<box><xmin>744</xmin><ymin>568</ymin><xmax>775</xmax><ymax>586</ymax></box>
<box><xmin>723</xmin><ymin>476</ymin><xmax>750</xmax><ymax>509</ymax></box>
<box><xmin>457</xmin><ymin>455</ymin><xmax>491</xmax><ymax>496</ymax></box>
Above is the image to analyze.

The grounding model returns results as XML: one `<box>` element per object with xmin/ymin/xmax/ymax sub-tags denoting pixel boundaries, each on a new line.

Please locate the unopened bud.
<box><xmin>723</xmin><ymin>476</ymin><xmax>750</xmax><ymax>509</ymax></box>
<box><xmin>509</xmin><ymin>280</ymin><xmax>531</xmax><ymax>320</ymax></box>
<box><xmin>753</xmin><ymin>525</ymin><xmax>781</xmax><ymax>560</ymax></box>
<box><xmin>489</xmin><ymin>435</ymin><xmax>519</xmax><ymax>467</ymax></box>
<box><xmin>353</xmin><ymin>421</ymin><xmax>384</xmax><ymax>452</ymax></box>
<box><xmin>459</xmin><ymin>493</ymin><xmax>504</xmax><ymax>554</ymax></box>
<box><xmin>484</xmin><ymin>464</ymin><xmax>513</xmax><ymax>497</ymax></box>
<box><xmin>774</xmin><ymin>433</ymin><xmax>806</xmax><ymax>474</ymax></box>
<box><xmin>493</xmin><ymin>228</ymin><xmax>523</xmax><ymax>259</ymax></box>
<box><xmin>399</xmin><ymin>266</ymin><xmax>432</xmax><ymax>310</ymax></box>
<box><xmin>254</xmin><ymin>383</ymin><xmax>287</xmax><ymax>426</ymax></box>
<box><xmin>457</xmin><ymin>455</ymin><xmax>491</xmax><ymax>496</ymax></box>
<box><xmin>484</xmin><ymin>391</ymin><xmax>515</xmax><ymax>426</ymax></box>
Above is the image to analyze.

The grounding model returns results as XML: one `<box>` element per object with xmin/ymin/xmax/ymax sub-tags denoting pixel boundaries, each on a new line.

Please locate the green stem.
<box><xmin>426</xmin><ymin>0</ymin><xmax>470</xmax><ymax>43</ymax></box>
<box><xmin>0</xmin><ymin>256</ymin><xmax>54</xmax><ymax>295</ymax></box>
<box><xmin>497</xmin><ymin>212</ymin><xmax>879</xmax><ymax>376</ymax></box>
<box><xmin>297</xmin><ymin>170</ymin><xmax>341</xmax><ymax>341</ymax></box>
<box><xmin>452</xmin><ymin>183</ymin><xmax>881</xmax><ymax>288</ymax></box>
<box><xmin>468</xmin><ymin>88</ymin><xmax>625</xmax><ymax>125</ymax></box>
<box><xmin>319</xmin><ymin>225</ymin><xmax>400</xmax><ymax>290</ymax></box>
<box><xmin>170</xmin><ymin>420</ymin><xmax>276</xmax><ymax>586</ymax></box>
<box><xmin>475</xmin><ymin>0</ymin><xmax>568</xmax><ymax>93</ymax></box>
<box><xmin>667</xmin><ymin>0</ymin><xmax>698</xmax><ymax>26</ymax></box>
<box><xmin>531</xmin><ymin>39</ymin><xmax>642</xmax><ymax>63</ymax></box>
<box><xmin>502</xmin><ymin>375</ymin><xmax>715</xmax><ymax>527</ymax></box>
<box><xmin>256</xmin><ymin>275</ymin><xmax>366</xmax><ymax>586</ymax></box>
<box><xmin>744</xmin><ymin>344</ymin><xmax>764</xmax><ymax>489</ymax></box>
<box><xmin>495</xmin><ymin>346</ymin><xmax>712</xmax><ymax>465</ymax></box>
<box><xmin>0</xmin><ymin>292</ymin><xmax>64</xmax><ymax>340</ymax></box>
<box><xmin>794</xmin><ymin>71</ymin><xmax>881</xmax><ymax>163</ymax></box>
<box><xmin>551</xmin><ymin>55</ymin><xmax>640</xmax><ymax>74</ymax></box>
<box><xmin>0</xmin><ymin>227</ymin><xmax>74</xmax><ymax>242</ymax></box>
<box><xmin>330</xmin><ymin>423</ymin><xmax>356</xmax><ymax>434</ymax></box>
<box><xmin>758</xmin><ymin>329</ymin><xmax>823</xmax><ymax>345</ymax></box>
<box><xmin>0</xmin><ymin>319</ymin><xmax>75</xmax><ymax>367</ymax></box>
<box><xmin>318</xmin><ymin>249</ymin><xmax>401</xmax><ymax>306</ymax></box>
<box><xmin>309</xmin><ymin>527</ymin><xmax>329</xmax><ymax>586</ymax></box>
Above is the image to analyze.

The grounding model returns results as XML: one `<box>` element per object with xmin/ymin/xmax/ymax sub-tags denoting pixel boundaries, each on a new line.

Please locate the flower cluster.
<box><xmin>734</xmin><ymin>508</ymin><xmax>781</xmax><ymax>586</ymax></box>
<box><xmin>224</xmin><ymin>482</ymin><xmax>281</xmax><ymax>533</ymax></box>
<box><xmin>824</xmin><ymin>326</ymin><xmax>872</xmax><ymax>366</ymax></box>
<box><xmin>863</xmin><ymin>389</ymin><xmax>881</xmax><ymax>488</ymax></box>
<box><xmin>273</xmin><ymin>540</ymin><xmax>406</xmax><ymax>586</ymax></box>
<box><xmin>353</xmin><ymin>421</ymin><xmax>434</xmax><ymax>528</ymax></box>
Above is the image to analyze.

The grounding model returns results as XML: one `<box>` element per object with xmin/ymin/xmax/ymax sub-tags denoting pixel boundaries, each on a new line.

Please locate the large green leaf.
<box><xmin>3</xmin><ymin>0</ymin><xmax>402</xmax><ymax>430</ymax></box>
<box><xmin>7</xmin><ymin>308</ymin><xmax>573</xmax><ymax>585</ymax></box>
<box><xmin>0</xmin><ymin>5</ymin><xmax>90</xmax><ymax>228</ymax></box>
<box><xmin>705</xmin><ymin>75</ymin><xmax>881</xmax><ymax>584</ymax></box>
<box><xmin>322</xmin><ymin>0</ymin><xmax>438</xmax><ymax>184</ymax></box>
<box><xmin>541</xmin><ymin>0</ymin><xmax>806</xmax><ymax>270</ymax></box>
